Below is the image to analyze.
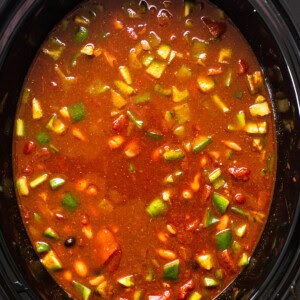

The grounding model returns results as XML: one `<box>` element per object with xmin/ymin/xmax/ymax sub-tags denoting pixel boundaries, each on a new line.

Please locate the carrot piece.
<box><xmin>94</xmin><ymin>229</ymin><xmax>119</xmax><ymax>265</ymax></box>
<box><xmin>216</xmin><ymin>214</ymin><xmax>230</xmax><ymax>231</ymax></box>
<box><xmin>74</xmin><ymin>260</ymin><xmax>88</xmax><ymax>277</ymax></box>
<box><xmin>190</xmin><ymin>172</ymin><xmax>201</xmax><ymax>192</ymax></box>
<box><xmin>76</xmin><ymin>179</ymin><xmax>88</xmax><ymax>191</ymax></box>
<box><xmin>63</xmin><ymin>271</ymin><xmax>72</xmax><ymax>281</ymax></box>
<box><xmin>157</xmin><ymin>249</ymin><xmax>177</xmax><ymax>260</ymax></box>
<box><xmin>114</xmin><ymin>19</ymin><xmax>124</xmax><ymax>30</ymax></box>
<box><xmin>72</xmin><ymin>127</ymin><xmax>86</xmax><ymax>141</ymax></box>
<box><xmin>222</xmin><ymin>140</ymin><xmax>242</xmax><ymax>151</ymax></box>
<box><xmin>103</xmin><ymin>50</ymin><xmax>117</xmax><ymax>67</ymax></box>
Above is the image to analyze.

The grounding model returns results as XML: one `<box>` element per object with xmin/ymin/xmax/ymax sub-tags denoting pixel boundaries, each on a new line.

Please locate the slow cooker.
<box><xmin>0</xmin><ymin>0</ymin><xmax>299</xmax><ymax>299</ymax></box>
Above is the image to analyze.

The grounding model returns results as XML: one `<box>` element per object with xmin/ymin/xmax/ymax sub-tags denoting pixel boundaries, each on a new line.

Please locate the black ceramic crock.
<box><xmin>0</xmin><ymin>0</ymin><xmax>299</xmax><ymax>299</ymax></box>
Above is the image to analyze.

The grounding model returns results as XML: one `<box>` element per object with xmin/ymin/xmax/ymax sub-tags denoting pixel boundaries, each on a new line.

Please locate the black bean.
<box><xmin>64</xmin><ymin>237</ymin><xmax>76</xmax><ymax>248</ymax></box>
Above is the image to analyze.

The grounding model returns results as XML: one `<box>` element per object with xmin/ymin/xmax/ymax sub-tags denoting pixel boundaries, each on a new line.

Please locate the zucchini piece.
<box><xmin>142</xmin><ymin>54</ymin><xmax>155</xmax><ymax>67</ymax></box>
<box><xmin>211</xmin><ymin>95</ymin><xmax>229</xmax><ymax>113</ymax></box>
<box><xmin>46</xmin><ymin>114</ymin><xmax>66</xmax><ymax>134</ymax></box>
<box><xmin>232</xmin><ymin>240</ymin><xmax>241</xmax><ymax>253</ymax></box>
<box><xmin>157</xmin><ymin>44</ymin><xmax>171</xmax><ymax>60</ymax></box>
<box><xmin>111</xmin><ymin>89</ymin><xmax>127</xmax><ymax>108</ymax></box>
<box><xmin>96</xmin><ymin>281</ymin><xmax>108</xmax><ymax>297</ymax></box>
<box><xmin>208</xmin><ymin>168</ymin><xmax>222</xmax><ymax>183</ymax></box>
<box><xmin>49</xmin><ymin>177</ymin><xmax>65</xmax><ymax>190</ymax></box>
<box><xmin>247</xmin><ymin>71</ymin><xmax>263</xmax><ymax>95</ymax></box>
<box><xmin>231</xmin><ymin>206</ymin><xmax>246</xmax><ymax>216</ymax></box>
<box><xmin>249</xmin><ymin>102</ymin><xmax>271</xmax><ymax>117</ymax></box>
<box><xmin>154</xmin><ymin>83</ymin><xmax>172</xmax><ymax>96</ymax></box>
<box><xmin>192</xmin><ymin>136</ymin><xmax>212</xmax><ymax>153</ymax></box>
<box><xmin>203</xmin><ymin>277</ymin><xmax>219</xmax><ymax>287</ymax></box>
<box><xmin>44</xmin><ymin>227</ymin><xmax>59</xmax><ymax>240</ymax></box>
<box><xmin>16</xmin><ymin>118</ymin><xmax>25</xmax><ymax>137</ymax></box>
<box><xmin>235</xmin><ymin>224</ymin><xmax>247</xmax><ymax>238</ymax></box>
<box><xmin>204</xmin><ymin>208</ymin><xmax>219</xmax><ymax>227</ymax></box>
<box><xmin>174</xmin><ymin>103</ymin><xmax>190</xmax><ymax>125</ymax></box>
<box><xmin>255</xmin><ymin>95</ymin><xmax>266</xmax><ymax>104</ymax></box>
<box><xmin>36</xmin><ymin>131</ymin><xmax>50</xmax><ymax>145</ymax></box>
<box><xmin>32</xmin><ymin>98</ymin><xmax>43</xmax><ymax>120</ymax></box>
<box><xmin>224</xmin><ymin>69</ymin><xmax>232</xmax><ymax>87</ymax></box>
<box><xmin>212</xmin><ymin>192</ymin><xmax>229</xmax><ymax>214</ymax></box>
<box><xmin>245</xmin><ymin>121</ymin><xmax>267</xmax><ymax>134</ymax></box>
<box><xmin>87</xmin><ymin>81</ymin><xmax>110</xmax><ymax>95</ymax></box>
<box><xmin>192</xmin><ymin>40</ymin><xmax>208</xmax><ymax>62</ymax></box>
<box><xmin>228</xmin><ymin>110</ymin><xmax>246</xmax><ymax>131</ymax></box>
<box><xmin>146</xmin><ymin>198</ymin><xmax>167</xmax><ymax>218</ymax></box>
<box><xmin>129</xmin><ymin>50</ymin><xmax>143</xmax><ymax>69</ymax></box>
<box><xmin>61</xmin><ymin>193</ymin><xmax>79</xmax><ymax>212</ymax></box>
<box><xmin>188</xmin><ymin>291</ymin><xmax>202</xmax><ymax>300</ymax></box>
<box><xmin>146</xmin><ymin>60</ymin><xmax>167</xmax><ymax>79</ymax></box>
<box><xmin>172</xmin><ymin>86</ymin><xmax>189</xmax><ymax>102</ymax></box>
<box><xmin>80</xmin><ymin>44</ymin><xmax>94</xmax><ymax>56</ymax></box>
<box><xmin>215</xmin><ymin>229</ymin><xmax>232</xmax><ymax>250</ymax></box>
<box><xmin>74</xmin><ymin>26</ymin><xmax>89</xmax><ymax>43</ymax></box>
<box><xmin>73</xmin><ymin>281</ymin><xmax>92</xmax><ymax>300</ymax></box>
<box><xmin>218</xmin><ymin>48</ymin><xmax>232</xmax><ymax>64</ymax></box>
<box><xmin>146</xmin><ymin>269</ymin><xmax>155</xmax><ymax>282</ymax></box>
<box><xmin>41</xmin><ymin>250</ymin><xmax>63</xmax><ymax>271</ymax></box>
<box><xmin>16</xmin><ymin>177</ymin><xmax>29</xmax><ymax>196</ymax></box>
<box><xmin>36</xmin><ymin>241</ymin><xmax>51</xmax><ymax>253</ymax></box>
<box><xmin>146</xmin><ymin>130</ymin><xmax>163</xmax><ymax>140</ymax></box>
<box><xmin>30</xmin><ymin>173</ymin><xmax>48</xmax><ymax>188</ymax></box>
<box><xmin>184</xmin><ymin>0</ymin><xmax>195</xmax><ymax>17</ymax></box>
<box><xmin>173</xmin><ymin>125</ymin><xmax>185</xmax><ymax>138</ymax></box>
<box><xmin>135</xmin><ymin>91</ymin><xmax>151</xmax><ymax>104</ymax></box>
<box><xmin>127</xmin><ymin>110</ymin><xmax>143</xmax><ymax>129</ymax></box>
<box><xmin>197</xmin><ymin>76</ymin><xmax>215</xmax><ymax>93</ymax></box>
<box><xmin>119</xmin><ymin>66</ymin><xmax>132</xmax><ymax>85</ymax></box>
<box><xmin>163</xmin><ymin>149</ymin><xmax>185</xmax><ymax>161</ymax></box>
<box><xmin>68</xmin><ymin>102</ymin><xmax>86</xmax><ymax>123</ymax></box>
<box><xmin>114</xmin><ymin>80</ymin><xmax>135</xmax><ymax>95</ymax></box>
<box><xmin>148</xmin><ymin>31</ymin><xmax>161</xmax><ymax>48</ymax></box>
<box><xmin>163</xmin><ymin>259</ymin><xmax>180</xmax><ymax>280</ymax></box>
<box><xmin>117</xmin><ymin>275</ymin><xmax>135</xmax><ymax>287</ymax></box>
<box><xmin>212</xmin><ymin>177</ymin><xmax>226</xmax><ymax>190</ymax></box>
<box><xmin>196</xmin><ymin>254</ymin><xmax>213</xmax><ymax>270</ymax></box>
<box><xmin>175</xmin><ymin>65</ymin><xmax>192</xmax><ymax>80</ymax></box>
<box><xmin>238</xmin><ymin>253</ymin><xmax>249</xmax><ymax>267</ymax></box>
<box><xmin>134</xmin><ymin>290</ymin><xmax>144</xmax><ymax>300</ymax></box>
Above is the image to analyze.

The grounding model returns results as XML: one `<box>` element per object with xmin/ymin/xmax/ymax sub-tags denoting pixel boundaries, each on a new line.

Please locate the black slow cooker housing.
<box><xmin>0</xmin><ymin>0</ymin><xmax>299</xmax><ymax>299</ymax></box>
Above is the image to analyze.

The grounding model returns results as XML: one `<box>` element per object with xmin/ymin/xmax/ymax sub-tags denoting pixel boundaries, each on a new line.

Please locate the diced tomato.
<box><xmin>157</xmin><ymin>9</ymin><xmax>173</xmax><ymax>27</ymax></box>
<box><xmin>237</xmin><ymin>59</ymin><xmax>248</xmax><ymax>74</ymax></box>
<box><xmin>203</xmin><ymin>184</ymin><xmax>213</xmax><ymax>201</ymax></box>
<box><xmin>94</xmin><ymin>229</ymin><xmax>119</xmax><ymax>265</ymax></box>
<box><xmin>228</xmin><ymin>167</ymin><xmax>251</xmax><ymax>182</ymax></box>
<box><xmin>148</xmin><ymin>290</ymin><xmax>172</xmax><ymax>300</ymax></box>
<box><xmin>112</xmin><ymin>115</ymin><xmax>127</xmax><ymax>131</ymax></box>
<box><xmin>219</xmin><ymin>249</ymin><xmax>237</xmax><ymax>275</ymax></box>
<box><xmin>23</xmin><ymin>141</ymin><xmax>36</xmax><ymax>155</ymax></box>
<box><xmin>207</xmin><ymin>66</ymin><xmax>223</xmax><ymax>76</ymax></box>
<box><xmin>178</xmin><ymin>279</ymin><xmax>195</xmax><ymax>299</ymax></box>
<box><xmin>201</xmin><ymin>16</ymin><xmax>226</xmax><ymax>38</ymax></box>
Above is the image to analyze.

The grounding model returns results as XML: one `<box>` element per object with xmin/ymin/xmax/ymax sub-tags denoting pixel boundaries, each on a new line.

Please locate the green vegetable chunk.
<box><xmin>30</xmin><ymin>173</ymin><xmax>48</xmax><ymax>189</ymax></box>
<box><xmin>204</xmin><ymin>208</ymin><xmax>219</xmax><ymax>227</ymax></box>
<box><xmin>73</xmin><ymin>281</ymin><xmax>92</xmax><ymax>300</ymax></box>
<box><xmin>49</xmin><ymin>177</ymin><xmax>65</xmax><ymax>190</ymax></box>
<box><xmin>41</xmin><ymin>250</ymin><xmax>63</xmax><ymax>271</ymax></box>
<box><xmin>146</xmin><ymin>130</ymin><xmax>163</xmax><ymax>140</ymax></box>
<box><xmin>127</xmin><ymin>110</ymin><xmax>143</xmax><ymax>129</ymax></box>
<box><xmin>213</xmin><ymin>192</ymin><xmax>230</xmax><ymax>214</ymax></box>
<box><xmin>192</xmin><ymin>136</ymin><xmax>212</xmax><ymax>153</ymax></box>
<box><xmin>215</xmin><ymin>229</ymin><xmax>232</xmax><ymax>250</ymax></box>
<box><xmin>238</xmin><ymin>253</ymin><xmax>250</xmax><ymax>267</ymax></box>
<box><xmin>163</xmin><ymin>149</ymin><xmax>185</xmax><ymax>161</ymax></box>
<box><xmin>146</xmin><ymin>60</ymin><xmax>167</xmax><ymax>79</ymax></box>
<box><xmin>36</xmin><ymin>131</ymin><xmax>51</xmax><ymax>146</ymax></box>
<box><xmin>135</xmin><ymin>92</ymin><xmax>151</xmax><ymax>104</ymax></box>
<box><xmin>188</xmin><ymin>291</ymin><xmax>202</xmax><ymax>300</ymax></box>
<box><xmin>163</xmin><ymin>259</ymin><xmax>180</xmax><ymax>280</ymax></box>
<box><xmin>61</xmin><ymin>193</ymin><xmax>79</xmax><ymax>212</ymax></box>
<box><xmin>36</xmin><ymin>241</ymin><xmax>51</xmax><ymax>253</ymax></box>
<box><xmin>74</xmin><ymin>26</ymin><xmax>89</xmax><ymax>43</ymax></box>
<box><xmin>203</xmin><ymin>277</ymin><xmax>219</xmax><ymax>287</ymax></box>
<box><xmin>68</xmin><ymin>102</ymin><xmax>86</xmax><ymax>122</ymax></box>
<box><xmin>117</xmin><ymin>275</ymin><xmax>135</xmax><ymax>287</ymax></box>
<box><xmin>146</xmin><ymin>198</ymin><xmax>167</xmax><ymax>218</ymax></box>
<box><xmin>44</xmin><ymin>227</ymin><xmax>59</xmax><ymax>240</ymax></box>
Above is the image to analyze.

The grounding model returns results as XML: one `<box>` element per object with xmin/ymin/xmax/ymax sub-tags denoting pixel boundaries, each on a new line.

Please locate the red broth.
<box><xmin>13</xmin><ymin>0</ymin><xmax>276</xmax><ymax>299</ymax></box>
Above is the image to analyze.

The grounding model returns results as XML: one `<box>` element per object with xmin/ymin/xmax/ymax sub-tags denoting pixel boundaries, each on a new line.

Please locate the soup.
<box><xmin>13</xmin><ymin>0</ymin><xmax>276</xmax><ymax>299</ymax></box>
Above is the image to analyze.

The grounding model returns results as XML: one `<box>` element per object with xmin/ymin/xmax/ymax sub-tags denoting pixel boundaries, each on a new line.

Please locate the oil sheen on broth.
<box><xmin>13</xmin><ymin>0</ymin><xmax>276</xmax><ymax>299</ymax></box>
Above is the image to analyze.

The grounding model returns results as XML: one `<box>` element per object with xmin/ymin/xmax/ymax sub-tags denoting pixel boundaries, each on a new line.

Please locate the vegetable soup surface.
<box><xmin>13</xmin><ymin>0</ymin><xmax>276</xmax><ymax>299</ymax></box>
